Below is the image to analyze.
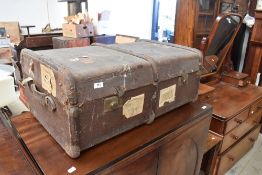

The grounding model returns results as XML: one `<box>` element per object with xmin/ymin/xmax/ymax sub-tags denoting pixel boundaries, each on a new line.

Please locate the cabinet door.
<box><xmin>157</xmin><ymin>116</ymin><xmax>210</xmax><ymax>175</ymax></box>
<box><xmin>157</xmin><ymin>137</ymin><xmax>199</xmax><ymax>175</ymax></box>
<box><xmin>100</xmin><ymin>150</ymin><xmax>158</xmax><ymax>175</ymax></box>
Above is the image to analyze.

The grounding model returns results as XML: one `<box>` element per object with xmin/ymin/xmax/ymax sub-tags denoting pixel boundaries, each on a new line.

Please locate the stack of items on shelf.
<box><xmin>62</xmin><ymin>12</ymin><xmax>94</xmax><ymax>38</ymax></box>
<box><xmin>53</xmin><ymin>12</ymin><xmax>95</xmax><ymax>49</ymax></box>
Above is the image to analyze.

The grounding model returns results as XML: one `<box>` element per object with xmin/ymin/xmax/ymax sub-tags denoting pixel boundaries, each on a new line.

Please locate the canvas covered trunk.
<box><xmin>20</xmin><ymin>40</ymin><xmax>202</xmax><ymax>158</ymax></box>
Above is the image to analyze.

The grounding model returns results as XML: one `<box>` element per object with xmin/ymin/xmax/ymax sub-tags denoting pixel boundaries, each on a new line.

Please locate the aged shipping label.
<box><xmin>159</xmin><ymin>84</ymin><xmax>176</xmax><ymax>107</ymax></box>
<box><xmin>40</xmin><ymin>64</ymin><xmax>56</xmax><ymax>97</ymax></box>
<box><xmin>123</xmin><ymin>94</ymin><xmax>145</xmax><ymax>118</ymax></box>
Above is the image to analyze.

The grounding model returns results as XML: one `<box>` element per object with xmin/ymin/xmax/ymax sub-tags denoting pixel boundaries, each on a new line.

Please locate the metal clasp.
<box><xmin>178</xmin><ymin>71</ymin><xmax>189</xmax><ymax>86</ymax></box>
<box><xmin>104</xmin><ymin>96</ymin><xmax>120</xmax><ymax>113</ymax></box>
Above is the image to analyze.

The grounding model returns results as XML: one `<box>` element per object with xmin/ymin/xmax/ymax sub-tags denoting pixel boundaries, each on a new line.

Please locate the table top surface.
<box><xmin>0</xmin><ymin>112</ymin><xmax>36</xmax><ymax>175</ymax></box>
<box><xmin>210</xmin><ymin>82</ymin><xmax>262</xmax><ymax>120</ymax></box>
<box><xmin>11</xmin><ymin>102</ymin><xmax>211</xmax><ymax>175</ymax></box>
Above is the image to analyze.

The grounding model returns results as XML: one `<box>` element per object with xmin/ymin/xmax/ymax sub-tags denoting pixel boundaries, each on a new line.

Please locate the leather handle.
<box><xmin>234</xmin><ymin>118</ymin><xmax>243</xmax><ymax>124</ymax></box>
<box><xmin>30</xmin><ymin>84</ymin><xmax>56</xmax><ymax>112</ymax></box>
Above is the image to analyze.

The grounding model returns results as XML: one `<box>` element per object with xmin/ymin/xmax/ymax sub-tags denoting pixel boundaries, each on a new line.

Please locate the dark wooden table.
<box><xmin>1</xmin><ymin>102</ymin><xmax>212</xmax><ymax>175</ymax></box>
<box><xmin>0</xmin><ymin>111</ymin><xmax>38</xmax><ymax>175</ymax></box>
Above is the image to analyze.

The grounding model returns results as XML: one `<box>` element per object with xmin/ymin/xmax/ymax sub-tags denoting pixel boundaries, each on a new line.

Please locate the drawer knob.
<box><xmin>257</xmin><ymin>105</ymin><xmax>262</xmax><ymax>109</ymax></box>
<box><xmin>234</xmin><ymin>118</ymin><xmax>243</xmax><ymax>124</ymax></box>
<box><xmin>249</xmin><ymin>138</ymin><xmax>255</xmax><ymax>143</ymax></box>
<box><xmin>227</xmin><ymin>155</ymin><xmax>234</xmax><ymax>161</ymax></box>
<box><xmin>231</xmin><ymin>134</ymin><xmax>239</xmax><ymax>140</ymax></box>
<box><xmin>253</xmin><ymin>120</ymin><xmax>258</xmax><ymax>124</ymax></box>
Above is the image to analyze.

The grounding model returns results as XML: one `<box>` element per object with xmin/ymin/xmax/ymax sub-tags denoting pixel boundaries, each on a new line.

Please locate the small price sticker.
<box><xmin>94</xmin><ymin>82</ymin><xmax>104</xmax><ymax>89</ymax></box>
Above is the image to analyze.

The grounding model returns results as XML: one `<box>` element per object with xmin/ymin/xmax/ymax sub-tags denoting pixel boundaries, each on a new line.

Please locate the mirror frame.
<box><xmin>200</xmin><ymin>13</ymin><xmax>243</xmax><ymax>78</ymax></box>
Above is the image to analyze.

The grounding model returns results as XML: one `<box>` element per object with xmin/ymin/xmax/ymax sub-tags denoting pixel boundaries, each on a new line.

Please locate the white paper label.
<box><xmin>123</xmin><ymin>94</ymin><xmax>145</xmax><ymax>118</ymax></box>
<box><xmin>94</xmin><ymin>82</ymin><xmax>103</xmax><ymax>89</ymax></box>
<box><xmin>159</xmin><ymin>84</ymin><xmax>176</xmax><ymax>108</ymax></box>
<box><xmin>257</xmin><ymin>0</ymin><xmax>262</xmax><ymax>10</ymax></box>
<box><xmin>67</xmin><ymin>166</ymin><xmax>76</xmax><ymax>173</ymax></box>
<box><xmin>40</xmin><ymin>64</ymin><xmax>56</xmax><ymax>97</ymax></box>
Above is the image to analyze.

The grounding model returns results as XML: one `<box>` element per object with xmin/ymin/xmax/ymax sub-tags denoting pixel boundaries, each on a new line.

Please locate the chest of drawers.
<box><xmin>208</xmin><ymin>82</ymin><xmax>262</xmax><ymax>175</ymax></box>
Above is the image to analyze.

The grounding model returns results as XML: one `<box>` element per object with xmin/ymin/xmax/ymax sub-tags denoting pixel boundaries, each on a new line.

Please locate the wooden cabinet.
<box><xmin>175</xmin><ymin>0</ymin><xmax>250</xmax><ymax>49</ymax></box>
<box><xmin>200</xmin><ymin>132</ymin><xmax>222</xmax><ymax>175</ymax></box>
<box><xmin>216</xmin><ymin>125</ymin><xmax>261</xmax><ymax>175</ymax></box>
<box><xmin>5</xmin><ymin>102</ymin><xmax>211</xmax><ymax>175</ymax></box>
<box><xmin>196</xmin><ymin>0</ymin><xmax>219</xmax><ymax>48</ymax></box>
<box><xmin>207</xmin><ymin>82</ymin><xmax>262</xmax><ymax>175</ymax></box>
<box><xmin>175</xmin><ymin>0</ymin><xmax>219</xmax><ymax>48</ymax></box>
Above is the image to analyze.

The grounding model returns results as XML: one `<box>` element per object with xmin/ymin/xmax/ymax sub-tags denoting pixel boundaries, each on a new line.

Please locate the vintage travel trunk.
<box><xmin>20</xmin><ymin>40</ymin><xmax>201</xmax><ymax>158</ymax></box>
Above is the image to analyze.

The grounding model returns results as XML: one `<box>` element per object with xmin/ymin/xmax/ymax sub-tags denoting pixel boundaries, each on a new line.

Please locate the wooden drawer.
<box><xmin>225</xmin><ymin>108</ymin><xmax>249</xmax><ymax>134</ymax></box>
<box><xmin>220</xmin><ymin>110</ymin><xmax>262</xmax><ymax>152</ymax></box>
<box><xmin>250</xmin><ymin>99</ymin><xmax>262</xmax><ymax>116</ymax></box>
<box><xmin>216</xmin><ymin>125</ymin><xmax>261</xmax><ymax>175</ymax></box>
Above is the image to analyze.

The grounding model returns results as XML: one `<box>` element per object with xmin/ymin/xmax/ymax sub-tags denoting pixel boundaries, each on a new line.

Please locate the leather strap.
<box><xmin>92</xmin><ymin>43</ymin><xmax>159</xmax><ymax>83</ymax></box>
<box><xmin>139</xmin><ymin>39</ymin><xmax>203</xmax><ymax>63</ymax></box>
<box><xmin>92</xmin><ymin>43</ymin><xmax>157</xmax><ymax>123</ymax></box>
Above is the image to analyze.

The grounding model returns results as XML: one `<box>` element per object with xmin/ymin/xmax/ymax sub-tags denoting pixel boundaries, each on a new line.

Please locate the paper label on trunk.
<box><xmin>159</xmin><ymin>84</ymin><xmax>176</xmax><ymax>107</ymax></box>
<box><xmin>40</xmin><ymin>64</ymin><xmax>56</xmax><ymax>97</ymax></box>
<box><xmin>123</xmin><ymin>94</ymin><xmax>145</xmax><ymax>118</ymax></box>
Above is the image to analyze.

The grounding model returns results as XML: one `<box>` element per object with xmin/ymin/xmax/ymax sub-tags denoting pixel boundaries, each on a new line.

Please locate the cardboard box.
<box><xmin>0</xmin><ymin>47</ymin><xmax>12</xmax><ymax>58</ymax></box>
<box><xmin>62</xmin><ymin>23</ymin><xmax>94</xmax><ymax>38</ymax></box>
<box><xmin>0</xmin><ymin>22</ymin><xmax>21</xmax><ymax>43</ymax></box>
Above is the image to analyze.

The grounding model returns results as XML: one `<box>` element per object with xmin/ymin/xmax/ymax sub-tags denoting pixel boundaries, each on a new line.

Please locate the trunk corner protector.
<box><xmin>67</xmin><ymin>106</ymin><xmax>81</xmax><ymax>158</ymax></box>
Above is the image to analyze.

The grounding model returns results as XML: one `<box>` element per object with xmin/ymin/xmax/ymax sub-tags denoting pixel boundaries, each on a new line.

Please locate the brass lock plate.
<box><xmin>178</xmin><ymin>72</ymin><xmax>189</xmax><ymax>86</ymax></box>
<box><xmin>104</xmin><ymin>96</ymin><xmax>120</xmax><ymax>113</ymax></box>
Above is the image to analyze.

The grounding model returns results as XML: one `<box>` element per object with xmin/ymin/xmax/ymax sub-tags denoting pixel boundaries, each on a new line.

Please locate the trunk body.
<box><xmin>21</xmin><ymin>40</ymin><xmax>201</xmax><ymax>158</ymax></box>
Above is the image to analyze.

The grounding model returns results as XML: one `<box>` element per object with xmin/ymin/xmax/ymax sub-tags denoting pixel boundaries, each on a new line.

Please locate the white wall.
<box><xmin>0</xmin><ymin>0</ymin><xmax>67</xmax><ymax>34</ymax></box>
<box><xmin>0</xmin><ymin>0</ymin><xmax>153</xmax><ymax>39</ymax></box>
<box><xmin>88</xmin><ymin>0</ymin><xmax>154</xmax><ymax>39</ymax></box>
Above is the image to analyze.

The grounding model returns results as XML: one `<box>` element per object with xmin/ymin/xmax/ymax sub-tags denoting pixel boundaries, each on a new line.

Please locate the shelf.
<box><xmin>196</xmin><ymin>32</ymin><xmax>210</xmax><ymax>36</ymax></box>
<box><xmin>199</xmin><ymin>12</ymin><xmax>214</xmax><ymax>16</ymax></box>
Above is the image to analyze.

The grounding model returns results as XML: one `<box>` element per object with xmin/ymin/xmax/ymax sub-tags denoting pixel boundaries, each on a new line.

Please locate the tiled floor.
<box><xmin>5</xmin><ymin>96</ymin><xmax>262</xmax><ymax>175</ymax></box>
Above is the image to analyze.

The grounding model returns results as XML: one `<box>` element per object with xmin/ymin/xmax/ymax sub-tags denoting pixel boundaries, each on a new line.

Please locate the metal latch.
<box><xmin>104</xmin><ymin>96</ymin><xmax>121</xmax><ymax>113</ymax></box>
<box><xmin>178</xmin><ymin>71</ymin><xmax>189</xmax><ymax>86</ymax></box>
